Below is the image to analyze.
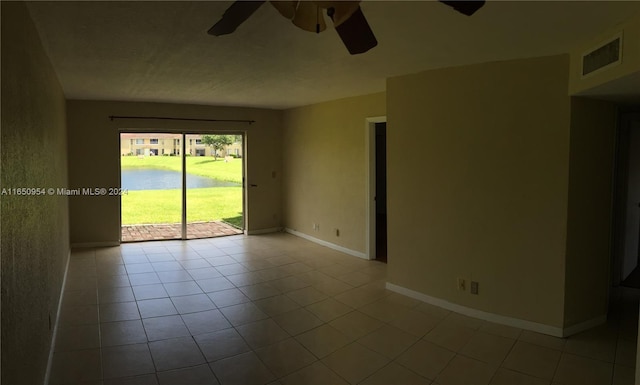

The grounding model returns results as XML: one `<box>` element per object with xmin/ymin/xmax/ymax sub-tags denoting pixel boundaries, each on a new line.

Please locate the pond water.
<box><xmin>121</xmin><ymin>169</ymin><xmax>240</xmax><ymax>190</ymax></box>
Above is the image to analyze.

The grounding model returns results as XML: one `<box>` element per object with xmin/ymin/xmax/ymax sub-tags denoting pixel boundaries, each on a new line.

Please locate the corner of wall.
<box><xmin>563</xmin><ymin>96</ymin><xmax>617</xmax><ymax>327</ymax></box>
<box><xmin>280</xmin><ymin>92</ymin><xmax>386</xmax><ymax>255</ymax></box>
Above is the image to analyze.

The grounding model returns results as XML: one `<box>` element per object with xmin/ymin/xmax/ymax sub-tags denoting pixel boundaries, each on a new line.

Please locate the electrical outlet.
<box><xmin>457</xmin><ymin>277</ymin><xmax>466</xmax><ymax>291</ymax></box>
<box><xmin>471</xmin><ymin>281</ymin><xmax>479</xmax><ymax>295</ymax></box>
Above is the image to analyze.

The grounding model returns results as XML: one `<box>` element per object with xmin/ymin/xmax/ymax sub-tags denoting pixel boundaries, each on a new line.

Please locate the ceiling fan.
<box><xmin>208</xmin><ymin>1</ymin><xmax>485</xmax><ymax>55</ymax></box>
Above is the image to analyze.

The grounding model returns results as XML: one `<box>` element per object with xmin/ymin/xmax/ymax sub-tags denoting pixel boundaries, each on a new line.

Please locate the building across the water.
<box><xmin>120</xmin><ymin>133</ymin><xmax>242</xmax><ymax>157</ymax></box>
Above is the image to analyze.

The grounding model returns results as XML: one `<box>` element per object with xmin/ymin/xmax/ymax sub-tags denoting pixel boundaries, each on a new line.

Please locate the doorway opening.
<box><xmin>375</xmin><ymin>123</ymin><xmax>388</xmax><ymax>262</ymax></box>
<box><xmin>366</xmin><ymin>117</ymin><xmax>388</xmax><ymax>262</ymax></box>
<box><xmin>119</xmin><ymin>132</ymin><xmax>244</xmax><ymax>242</ymax></box>
<box><xmin>613</xmin><ymin>111</ymin><xmax>640</xmax><ymax>288</ymax></box>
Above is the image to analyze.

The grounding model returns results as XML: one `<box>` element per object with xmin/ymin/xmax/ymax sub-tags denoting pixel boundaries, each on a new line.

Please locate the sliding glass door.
<box><xmin>185</xmin><ymin>134</ymin><xmax>244</xmax><ymax>239</ymax></box>
<box><xmin>120</xmin><ymin>132</ymin><xmax>243</xmax><ymax>242</ymax></box>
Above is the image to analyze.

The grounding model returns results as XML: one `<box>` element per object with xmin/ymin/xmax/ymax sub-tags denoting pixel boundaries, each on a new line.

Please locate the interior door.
<box><xmin>375</xmin><ymin>122</ymin><xmax>388</xmax><ymax>262</ymax></box>
<box><xmin>623</xmin><ymin>117</ymin><xmax>640</xmax><ymax>280</ymax></box>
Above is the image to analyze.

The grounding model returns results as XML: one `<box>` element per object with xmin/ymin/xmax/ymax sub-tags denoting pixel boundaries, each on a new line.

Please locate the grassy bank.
<box><xmin>121</xmin><ymin>156</ymin><xmax>242</xmax><ymax>184</ymax></box>
<box><xmin>121</xmin><ymin>187</ymin><xmax>243</xmax><ymax>227</ymax></box>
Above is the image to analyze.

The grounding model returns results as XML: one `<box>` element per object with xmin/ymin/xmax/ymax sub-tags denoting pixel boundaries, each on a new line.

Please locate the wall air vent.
<box><xmin>581</xmin><ymin>32</ymin><xmax>623</xmax><ymax>77</ymax></box>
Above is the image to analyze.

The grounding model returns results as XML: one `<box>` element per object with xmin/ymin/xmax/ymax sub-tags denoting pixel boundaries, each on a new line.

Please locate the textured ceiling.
<box><xmin>26</xmin><ymin>1</ymin><xmax>640</xmax><ymax>109</ymax></box>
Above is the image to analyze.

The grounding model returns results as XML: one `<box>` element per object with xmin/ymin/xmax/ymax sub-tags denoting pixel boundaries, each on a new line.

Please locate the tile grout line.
<box><xmin>93</xmin><ymin>249</ymin><xmax>108</xmax><ymax>384</ymax></box>
<box><xmin>484</xmin><ymin>330</ymin><xmax>520</xmax><ymax>385</ymax></box>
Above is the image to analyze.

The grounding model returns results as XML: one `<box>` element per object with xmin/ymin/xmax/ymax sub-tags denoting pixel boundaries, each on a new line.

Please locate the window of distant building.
<box><xmin>150</xmin><ymin>138</ymin><xmax>159</xmax><ymax>144</ymax></box>
<box><xmin>135</xmin><ymin>139</ymin><xmax>144</xmax><ymax>145</ymax></box>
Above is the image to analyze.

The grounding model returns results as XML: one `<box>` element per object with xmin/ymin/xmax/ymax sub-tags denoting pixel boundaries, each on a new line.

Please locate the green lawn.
<box><xmin>121</xmin><ymin>156</ymin><xmax>243</xmax><ymax>227</ymax></box>
<box><xmin>121</xmin><ymin>187</ymin><xmax>243</xmax><ymax>227</ymax></box>
<box><xmin>121</xmin><ymin>155</ymin><xmax>242</xmax><ymax>184</ymax></box>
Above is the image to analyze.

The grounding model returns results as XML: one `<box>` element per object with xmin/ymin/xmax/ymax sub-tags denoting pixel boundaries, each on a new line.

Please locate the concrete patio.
<box><xmin>121</xmin><ymin>221</ymin><xmax>243</xmax><ymax>242</ymax></box>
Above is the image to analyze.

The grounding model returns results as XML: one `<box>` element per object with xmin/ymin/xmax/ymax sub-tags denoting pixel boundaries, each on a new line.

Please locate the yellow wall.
<box><xmin>1</xmin><ymin>2</ymin><xmax>70</xmax><ymax>383</ymax></box>
<box><xmin>280</xmin><ymin>56</ymin><xmax>617</xmax><ymax>331</ymax></box>
<box><xmin>282</xmin><ymin>93</ymin><xmax>386</xmax><ymax>253</ymax></box>
<box><xmin>564</xmin><ymin>97</ymin><xmax>617</xmax><ymax>327</ymax></box>
<box><xmin>66</xmin><ymin>100</ymin><xmax>282</xmax><ymax>244</ymax></box>
<box><xmin>386</xmin><ymin>55</ymin><xmax>572</xmax><ymax>327</ymax></box>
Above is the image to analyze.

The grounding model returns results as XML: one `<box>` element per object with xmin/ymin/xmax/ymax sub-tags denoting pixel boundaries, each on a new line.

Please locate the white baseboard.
<box><xmin>386</xmin><ymin>282</ymin><xmax>606</xmax><ymax>338</ymax></box>
<box><xmin>285</xmin><ymin>228</ymin><xmax>367</xmax><ymax>260</ymax></box>
<box><xmin>71</xmin><ymin>241</ymin><xmax>120</xmax><ymax>248</ymax></box>
<box><xmin>44</xmin><ymin>250</ymin><xmax>71</xmax><ymax>385</ymax></box>
<box><xmin>563</xmin><ymin>315</ymin><xmax>608</xmax><ymax>337</ymax></box>
<box><xmin>246</xmin><ymin>227</ymin><xmax>283</xmax><ymax>235</ymax></box>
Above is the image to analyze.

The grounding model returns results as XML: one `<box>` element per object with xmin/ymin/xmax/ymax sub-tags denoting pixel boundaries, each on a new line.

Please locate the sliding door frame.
<box><xmin>119</xmin><ymin>129</ymin><xmax>246</xmax><ymax>242</ymax></box>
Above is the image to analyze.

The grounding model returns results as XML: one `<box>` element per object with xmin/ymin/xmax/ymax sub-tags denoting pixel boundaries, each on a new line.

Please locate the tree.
<box><xmin>201</xmin><ymin>135</ymin><xmax>233</xmax><ymax>160</ymax></box>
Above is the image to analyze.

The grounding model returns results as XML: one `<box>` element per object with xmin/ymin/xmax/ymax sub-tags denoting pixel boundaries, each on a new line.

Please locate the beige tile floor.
<box><xmin>51</xmin><ymin>233</ymin><xmax>638</xmax><ymax>385</ymax></box>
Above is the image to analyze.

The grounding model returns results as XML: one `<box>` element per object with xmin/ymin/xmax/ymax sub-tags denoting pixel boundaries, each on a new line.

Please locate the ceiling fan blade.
<box><xmin>208</xmin><ymin>1</ymin><xmax>266</xmax><ymax>36</ymax></box>
<box><xmin>439</xmin><ymin>0</ymin><xmax>485</xmax><ymax>16</ymax></box>
<box><xmin>329</xmin><ymin>6</ymin><xmax>377</xmax><ymax>55</ymax></box>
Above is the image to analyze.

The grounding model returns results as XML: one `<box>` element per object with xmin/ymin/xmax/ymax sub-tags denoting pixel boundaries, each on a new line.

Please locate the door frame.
<box><xmin>612</xmin><ymin>111</ymin><xmax>640</xmax><ymax>285</ymax></box>
<box><xmin>365</xmin><ymin>116</ymin><xmax>387</xmax><ymax>260</ymax></box>
<box><xmin>118</xmin><ymin>130</ymin><xmax>246</xmax><ymax>241</ymax></box>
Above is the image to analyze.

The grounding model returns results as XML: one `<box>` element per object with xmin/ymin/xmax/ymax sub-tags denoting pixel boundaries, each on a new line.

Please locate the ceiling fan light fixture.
<box><xmin>270</xmin><ymin>1</ymin><xmax>296</xmax><ymax>19</ymax></box>
<box><xmin>291</xmin><ymin>1</ymin><xmax>327</xmax><ymax>32</ymax></box>
<box><xmin>315</xmin><ymin>1</ymin><xmax>361</xmax><ymax>26</ymax></box>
